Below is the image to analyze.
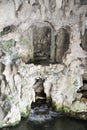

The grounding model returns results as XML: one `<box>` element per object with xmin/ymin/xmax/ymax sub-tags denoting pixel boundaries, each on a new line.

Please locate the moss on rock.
<box><xmin>21</xmin><ymin>105</ymin><xmax>30</xmax><ymax>118</ymax></box>
<box><xmin>0</xmin><ymin>39</ymin><xmax>14</xmax><ymax>53</ymax></box>
<box><xmin>8</xmin><ymin>120</ymin><xmax>20</xmax><ymax>127</ymax></box>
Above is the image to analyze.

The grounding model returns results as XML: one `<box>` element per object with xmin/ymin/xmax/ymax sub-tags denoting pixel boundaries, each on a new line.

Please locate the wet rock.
<box><xmin>70</xmin><ymin>111</ymin><xmax>87</xmax><ymax>120</ymax></box>
<box><xmin>29</xmin><ymin>105</ymin><xmax>58</xmax><ymax>122</ymax></box>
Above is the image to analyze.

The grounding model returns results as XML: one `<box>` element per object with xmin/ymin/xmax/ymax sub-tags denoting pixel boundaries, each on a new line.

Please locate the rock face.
<box><xmin>55</xmin><ymin>28</ymin><xmax>70</xmax><ymax>63</ymax></box>
<box><xmin>0</xmin><ymin>0</ymin><xmax>87</xmax><ymax>128</ymax></box>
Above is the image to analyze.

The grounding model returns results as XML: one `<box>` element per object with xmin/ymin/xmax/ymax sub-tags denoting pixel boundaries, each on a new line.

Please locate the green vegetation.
<box><xmin>0</xmin><ymin>123</ymin><xmax>3</xmax><ymax>128</ymax></box>
<box><xmin>52</xmin><ymin>100</ymin><xmax>71</xmax><ymax>113</ymax></box>
<box><xmin>0</xmin><ymin>39</ymin><xmax>14</xmax><ymax>54</ymax></box>
<box><xmin>21</xmin><ymin>105</ymin><xmax>30</xmax><ymax>118</ymax></box>
<box><xmin>63</xmin><ymin>105</ymin><xmax>71</xmax><ymax>113</ymax></box>
<box><xmin>8</xmin><ymin>120</ymin><xmax>20</xmax><ymax>127</ymax></box>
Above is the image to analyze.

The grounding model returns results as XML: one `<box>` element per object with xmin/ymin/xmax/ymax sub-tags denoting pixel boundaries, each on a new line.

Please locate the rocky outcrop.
<box><xmin>0</xmin><ymin>0</ymin><xmax>87</xmax><ymax>128</ymax></box>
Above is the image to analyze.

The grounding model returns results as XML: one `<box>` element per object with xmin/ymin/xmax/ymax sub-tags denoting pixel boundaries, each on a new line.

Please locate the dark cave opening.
<box><xmin>31</xmin><ymin>78</ymin><xmax>46</xmax><ymax>108</ymax></box>
<box><xmin>80</xmin><ymin>0</ymin><xmax>87</xmax><ymax>5</ymax></box>
<box><xmin>29</xmin><ymin>78</ymin><xmax>57</xmax><ymax>122</ymax></box>
<box><xmin>0</xmin><ymin>25</ymin><xmax>16</xmax><ymax>36</ymax></box>
<box><xmin>83</xmin><ymin>80</ymin><xmax>87</xmax><ymax>84</ymax></box>
<box><xmin>31</xmin><ymin>78</ymin><xmax>53</xmax><ymax>110</ymax></box>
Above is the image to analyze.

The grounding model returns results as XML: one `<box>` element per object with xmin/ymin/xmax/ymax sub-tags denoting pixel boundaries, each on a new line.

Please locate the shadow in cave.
<box><xmin>28</xmin><ymin>78</ymin><xmax>58</xmax><ymax>123</ymax></box>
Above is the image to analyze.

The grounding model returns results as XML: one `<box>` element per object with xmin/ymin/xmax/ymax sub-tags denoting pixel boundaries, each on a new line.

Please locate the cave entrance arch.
<box><xmin>31</xmin><ymin>78</ymin><xmax>46</xmax><ymax>108</ymax></box>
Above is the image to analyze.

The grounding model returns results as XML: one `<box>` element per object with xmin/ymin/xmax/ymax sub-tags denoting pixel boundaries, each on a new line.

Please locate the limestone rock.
<box><xmin>81</xmin><ymin>29</ymin><xmax>87</xmax><ymax>51</ymax></box>
<box><xmin>0</xmin><ymin>0</ymin><xmax>86</xmax><ymax>128</ymax></box>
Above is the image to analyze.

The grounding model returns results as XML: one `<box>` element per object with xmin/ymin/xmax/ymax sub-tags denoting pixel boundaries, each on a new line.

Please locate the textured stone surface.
<box><xmin>0</xmin><ymin>0</ymin><xmax>87</xmax><ymax>128</ymax></box>
<box><xmin>81</xmin><ymin>29</ymin><xmax>87</xmax><ymax>51</ymax></box>
<box><xmin>55</xmin><ymin>28</ymin><xmax>70</xmax><ymax>63</ymax></box>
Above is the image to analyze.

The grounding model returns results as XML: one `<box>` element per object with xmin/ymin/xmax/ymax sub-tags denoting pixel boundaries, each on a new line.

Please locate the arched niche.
<box><xmin>33</xmin><ymin>26</ymin><xmax>51</xmax><ymax>64</ymax></box>
<box><xmin>55</xmin><ymin>28</ymin><xmax>70</xmax><ymax>63</ymax></box>
<box><xmin>23</xmin><ymin>25</ymin><xmax>55</xmax><ymax>65</ymax></box>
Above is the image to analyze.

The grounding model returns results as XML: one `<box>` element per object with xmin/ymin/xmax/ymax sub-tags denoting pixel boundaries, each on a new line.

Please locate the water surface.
<box><xmin>6</xmin><ymin>116</ymin><xmax>87</xmax><ymax>130</ymax></box>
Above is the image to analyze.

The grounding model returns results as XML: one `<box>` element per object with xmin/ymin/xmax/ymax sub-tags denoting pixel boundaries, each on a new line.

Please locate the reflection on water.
<box><xmin>3</xmin><ymin>116</ymin><xmax>87</xmax><ymax>130</ymax></box>
<box><xmin>28</xmin><ymin>106</ymin><xmax>58</xmax><ymax>122</ymax></box>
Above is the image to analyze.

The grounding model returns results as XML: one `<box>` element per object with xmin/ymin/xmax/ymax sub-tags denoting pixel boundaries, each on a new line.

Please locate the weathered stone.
<box><xmin>80</xmin><ymin>0</ymin><xmax>87</xmax><ymax>5</ymax></box>
<box><xmin>0</xmin><ymin>62</ymin><xmax>5</xmax><ymax>74</ymax></box>
<box><xmin>81</xmin><ymin>29</ymin><xmax>87</xmax><ymax>51</ymax></box>
<box><xmin>78</xmin><ymin>84</ymin><xmax>87</xmax><ymax>91</ymax></box>
<box><xmin>16</xmin><ymin>31</ymin><xmax>34</xmax><ymax>63</ymax></box>
<box><xmin>0</xmin><ymin>0</ymin><xmax>86</xmax><ymax>128</ymax></box>
<box><xmin>82</xmin><ymin>73</ymin><xmax>87</xmax><ymax>81</ymax></box>
<box><xmin>33</xmin><ymin>78</ymin><xmax>44</xmax><ymax>94</ymax></box>
<box><xmin>0</xmin><ymin>50</ymin><xmax>5</xmax><ymax>58</ymax></box>
<box><xmin>71</xmin><ymin>101</ymin><xmax>87</xmax><ymax>112</ymax></box>
<box><xmin>55</xmin><ymin>28</ymin><xmax>70</xmax><ymax>63</ymax></box>
<box><xmin>0</xmin><ymin>25</ymin><xmax>16</xmax><ymax>36</ymax></box>
<box><xmin>0</xmin><ymin>107</ymin><xmax>4</xmax><ymax>123</ymax></box>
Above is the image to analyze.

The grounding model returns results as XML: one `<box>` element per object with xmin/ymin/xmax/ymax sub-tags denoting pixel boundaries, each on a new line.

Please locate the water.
<box><xmin>1</xmin><ymin>105</ymin><xmax>87</xmax><ymax>130</ymax></box>
<box><xmin>5</xmin><ymin>116</ymin><xmax>87</xmax><ymax>130</ymax></box>
<box><xmin>28</xmin><ymin>106</ymin><xmax>58</xmax><ymax>122</ymax></box>
<box><xmin>2</xmin><ymin>106</ymin><xmax>87</xmax><ymax>130</ymax></box>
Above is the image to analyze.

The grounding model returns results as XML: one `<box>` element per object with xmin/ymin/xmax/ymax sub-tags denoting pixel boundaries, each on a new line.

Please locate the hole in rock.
<box><xmin>83</xmin><ymin>80</ymin><xmax>87</xmax><ymax>84</ymax></box>
<box><xmin>31</xmin><ymin>78</ymin><xmax>46</xmax><ymax>108</ymax></box>
<box><xmin>80</xmin><ymin>0</ymin><xmax>87</xmax><ymax>5</ymax></box>
<box><xmin>77</xmin><ymin>75</ymin><xmax>87</xmax><ymax>103</ymax></box>
<box><xmin>29</xmin><ymin>78</ymin><xmax>58</xmax><ymax>122</ymax></box>
<box><xmin>1</xmin><ymin>25</ymin><xmax>16</xmax><ymax>36</ymax></box>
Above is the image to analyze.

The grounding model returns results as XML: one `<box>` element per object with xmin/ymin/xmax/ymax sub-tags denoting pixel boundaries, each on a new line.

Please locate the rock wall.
<box><xmin>0</xmin><ymin>0</ymin><xmax>87</xmax><ymax>128</ymax></box>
